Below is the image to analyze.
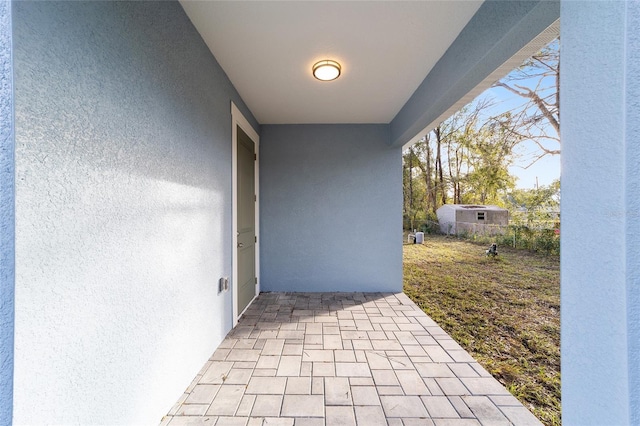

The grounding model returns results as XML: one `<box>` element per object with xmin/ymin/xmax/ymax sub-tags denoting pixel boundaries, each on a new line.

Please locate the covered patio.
<box><xmin>4</xmin><ymin>0</ymin><xmax>640</xmax><ymax>424</ymax></box>
<box><xmin>162</xmin><ymin>293</ymin><xmax>540</xmax><ymax>425</ymax></box>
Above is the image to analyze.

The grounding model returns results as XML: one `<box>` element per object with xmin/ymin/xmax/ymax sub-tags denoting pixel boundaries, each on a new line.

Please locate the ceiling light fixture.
<box><xmin>312</xmin><ymin>60</ymin><xmax>341</xmax><ymax>81</ymax></box>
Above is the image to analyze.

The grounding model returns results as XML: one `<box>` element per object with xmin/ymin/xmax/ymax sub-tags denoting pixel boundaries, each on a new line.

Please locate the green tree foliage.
<box><xmin>403</xmin><ymin>103</ymin><xmax>519</xmax><ymax>228</ymax></box>
<box><xmin>461</xmin><ymin>121</ymin><xmax>518</xmax><ymax>205</ymax></box>
<box><xmin>404</xmin><ymin>39</ymin><xmax>561</xmax><ymax>231</ymax></box>
<box><xmin>403</xmin><ymin>147</ymin><xmax>427</xmax><ymax>230</ymax></box>
<box><xmin>506</xmin><ymin>180</ymin><xmax>560</xmax><ymax>225</ymax></box>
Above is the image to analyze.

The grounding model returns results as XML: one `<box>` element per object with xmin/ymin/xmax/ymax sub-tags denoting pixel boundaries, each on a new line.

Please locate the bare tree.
<box><xmin>492</xmin><ymin>39</ymin><xmax>560</xmax><ymax>165</ymax></box>
<box><xmin>443</xmin><ymin>100</ymin><xmax>494</xmax><ymax>204</ymax></box>
<box><xmin>403</xmin><ymin>147</ymin><xmax>420</xmax><ymax>230</ymax></box>
<box><xmin>433</xmin><ymin>127</ymin><xmax>446</xmax><ymax>206</ymax></box>
<box><xmin>412</xmin><ymin>135</ymin><xmax>436</xmax><ymax>215</ymax></box>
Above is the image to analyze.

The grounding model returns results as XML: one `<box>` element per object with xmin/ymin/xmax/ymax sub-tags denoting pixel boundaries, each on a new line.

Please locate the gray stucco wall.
<box><xmin>12</xmin><ymin>1</ymin><xmax>257</xmax><ymax>424</ymax></box>
<box><xmin>561</xmin><ymin>0</ymin><xmax>639</xmax><ymax>422</ymax></box>
<box><xmin>627</xmin><ymin>2</ymin><xmax>640</xmax><ymax>421</ymax></box>
<box><xmin>260</xmin><ymin>124</ymin><xmax>402</xmax><ymax>293</ymax></box>
<box><xmin>0</xmin><ymin>1</ymin><xmax>14</xmax><ymax>424</ymax></box>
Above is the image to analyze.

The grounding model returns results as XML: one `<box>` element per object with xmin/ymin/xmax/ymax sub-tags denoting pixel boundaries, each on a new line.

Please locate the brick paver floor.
<box><xmin>161</xmin><ymin>292</ymin><xmax>541</xmax><ymax>426</ymax></box>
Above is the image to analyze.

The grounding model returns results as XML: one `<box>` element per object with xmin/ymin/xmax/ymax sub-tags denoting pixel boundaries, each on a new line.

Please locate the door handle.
<box><xmin>238</xmin><ymin>243</ymin><xmax>244</xmax><ymax>248</ymax></box>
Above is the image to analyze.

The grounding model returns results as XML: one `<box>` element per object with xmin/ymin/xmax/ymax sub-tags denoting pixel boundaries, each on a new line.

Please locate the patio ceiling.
<box><xmin>179</xmin><ymin>1</ymin><xmax>484</xmax><ymax>125</ymax></box>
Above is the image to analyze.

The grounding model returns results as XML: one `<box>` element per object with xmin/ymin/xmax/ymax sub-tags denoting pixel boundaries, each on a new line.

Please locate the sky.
<box><xmin>508</xmin><ymin>148</ymin><xmax>560</xmax><ymax>189</ymax></box>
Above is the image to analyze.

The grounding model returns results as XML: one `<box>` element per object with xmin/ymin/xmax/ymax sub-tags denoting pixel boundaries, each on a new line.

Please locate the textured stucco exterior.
<box><xmin>260</xmin><ymin>124</ymin><xmax>402</xmax><ymax>293</ymax></box>
<box><xmin>3</xmin><ymin>0</ymin><xmax>640</xmax><ymax>423</ymax></box>
<box><xmin>12</xmin><ymin>2</ymin><xmax>257</xmax><ymax>424</ymax></box>
<box><xmin>561</xmin><ymin>0</ymin><xmax>639</xmax><ymax>423</ymax></box>
<box><xmin>0</xmin><ymin>1</ymin><xmax>14</xmax><ymax>424</ymax></box>
<box><xmin>627</xmin><ymin>2</ymin><xmax>640</xmax><ymax>421</ymax></box>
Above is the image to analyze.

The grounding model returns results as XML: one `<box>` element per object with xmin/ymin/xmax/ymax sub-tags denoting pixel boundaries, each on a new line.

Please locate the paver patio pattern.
<box><xmin>162</xmin><ymin>292</ymin><xmax>541</xmax><ymax>426</ymax></box>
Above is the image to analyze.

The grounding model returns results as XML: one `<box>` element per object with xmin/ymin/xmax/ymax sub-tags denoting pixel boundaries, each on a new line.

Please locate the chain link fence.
<box><xmin>405</xmin><ymin>219</ymin><xmax>560</xmax><ymax>255</ymax></box>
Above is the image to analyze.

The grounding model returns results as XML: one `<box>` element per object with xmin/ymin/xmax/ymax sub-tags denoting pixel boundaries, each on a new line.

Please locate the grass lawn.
<box><xmin>403</xmin><ymin>234</ymin><xmax>560</xmax><ymax>425</ymax></box>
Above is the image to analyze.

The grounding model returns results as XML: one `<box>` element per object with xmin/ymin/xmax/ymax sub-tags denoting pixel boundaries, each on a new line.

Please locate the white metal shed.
<box><xmin>436</xmin><ymin>204</ymin><xmax>509</xmax><ymax>235</ymax></box>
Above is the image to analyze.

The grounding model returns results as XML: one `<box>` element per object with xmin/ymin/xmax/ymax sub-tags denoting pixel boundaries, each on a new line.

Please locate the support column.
<box><xmin>0</xmin><ymin>1</ymin><xmax>15</xmax><ymax>424</ymax></box>
<box><xmin>625</xmin><ymin>1</ymin><xmax>640</xmax><ymax>422</ymax></box>
<box><xmin>561</xmin><ymin>0</ymin><xmax>639</xmax><ymax>422</ymax></box>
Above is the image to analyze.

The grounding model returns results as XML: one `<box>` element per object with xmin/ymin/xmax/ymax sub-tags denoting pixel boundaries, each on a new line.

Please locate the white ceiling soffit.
<box><xmin>180</xmin><ymin>0</ymin><xmax>484</xmax><ymax>125</ymax></box>
<box><xmin>402</xmin><ymin>18</ymin><xmax>561</xmax><ymax>150</ymax></box>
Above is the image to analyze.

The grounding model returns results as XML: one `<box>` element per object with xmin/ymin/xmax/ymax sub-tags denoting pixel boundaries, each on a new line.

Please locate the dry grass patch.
<box><xmin>403</xmin><ymin>235</ymin><xmax>560</xmax><ymax>425</ymax></box>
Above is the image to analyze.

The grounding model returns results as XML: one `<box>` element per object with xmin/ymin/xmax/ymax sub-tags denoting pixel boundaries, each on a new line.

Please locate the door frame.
<box><xmin>231</xmin><ymin>102</ymin><xmax>260</xmax><ymax>326</ymax></box>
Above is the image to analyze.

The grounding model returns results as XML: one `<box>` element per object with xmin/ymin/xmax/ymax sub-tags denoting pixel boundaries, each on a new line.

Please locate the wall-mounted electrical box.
<box><xmin>219</xmin><ymin>277</ymin><xmax>229</xmax><ymax>293</ymax></box>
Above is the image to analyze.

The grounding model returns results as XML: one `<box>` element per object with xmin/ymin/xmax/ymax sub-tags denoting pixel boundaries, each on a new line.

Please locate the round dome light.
<box><xmin>312</xmin><ymin>60</ymin><xmax>341</xmax><ymax>81</ymax></box>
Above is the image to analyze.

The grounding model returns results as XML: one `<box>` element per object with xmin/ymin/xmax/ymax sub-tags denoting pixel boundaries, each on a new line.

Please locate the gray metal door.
<box><xmin>236</xmin><ymin>125</ymin><xmax>256</xmax><ymax>315</ymax></box>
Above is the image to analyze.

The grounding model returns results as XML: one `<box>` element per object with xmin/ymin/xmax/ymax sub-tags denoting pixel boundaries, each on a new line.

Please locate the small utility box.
<box><xmin>415</xmin><ymin>232</ymin><xmax>424</xmax><ymax>244</ymax></box>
